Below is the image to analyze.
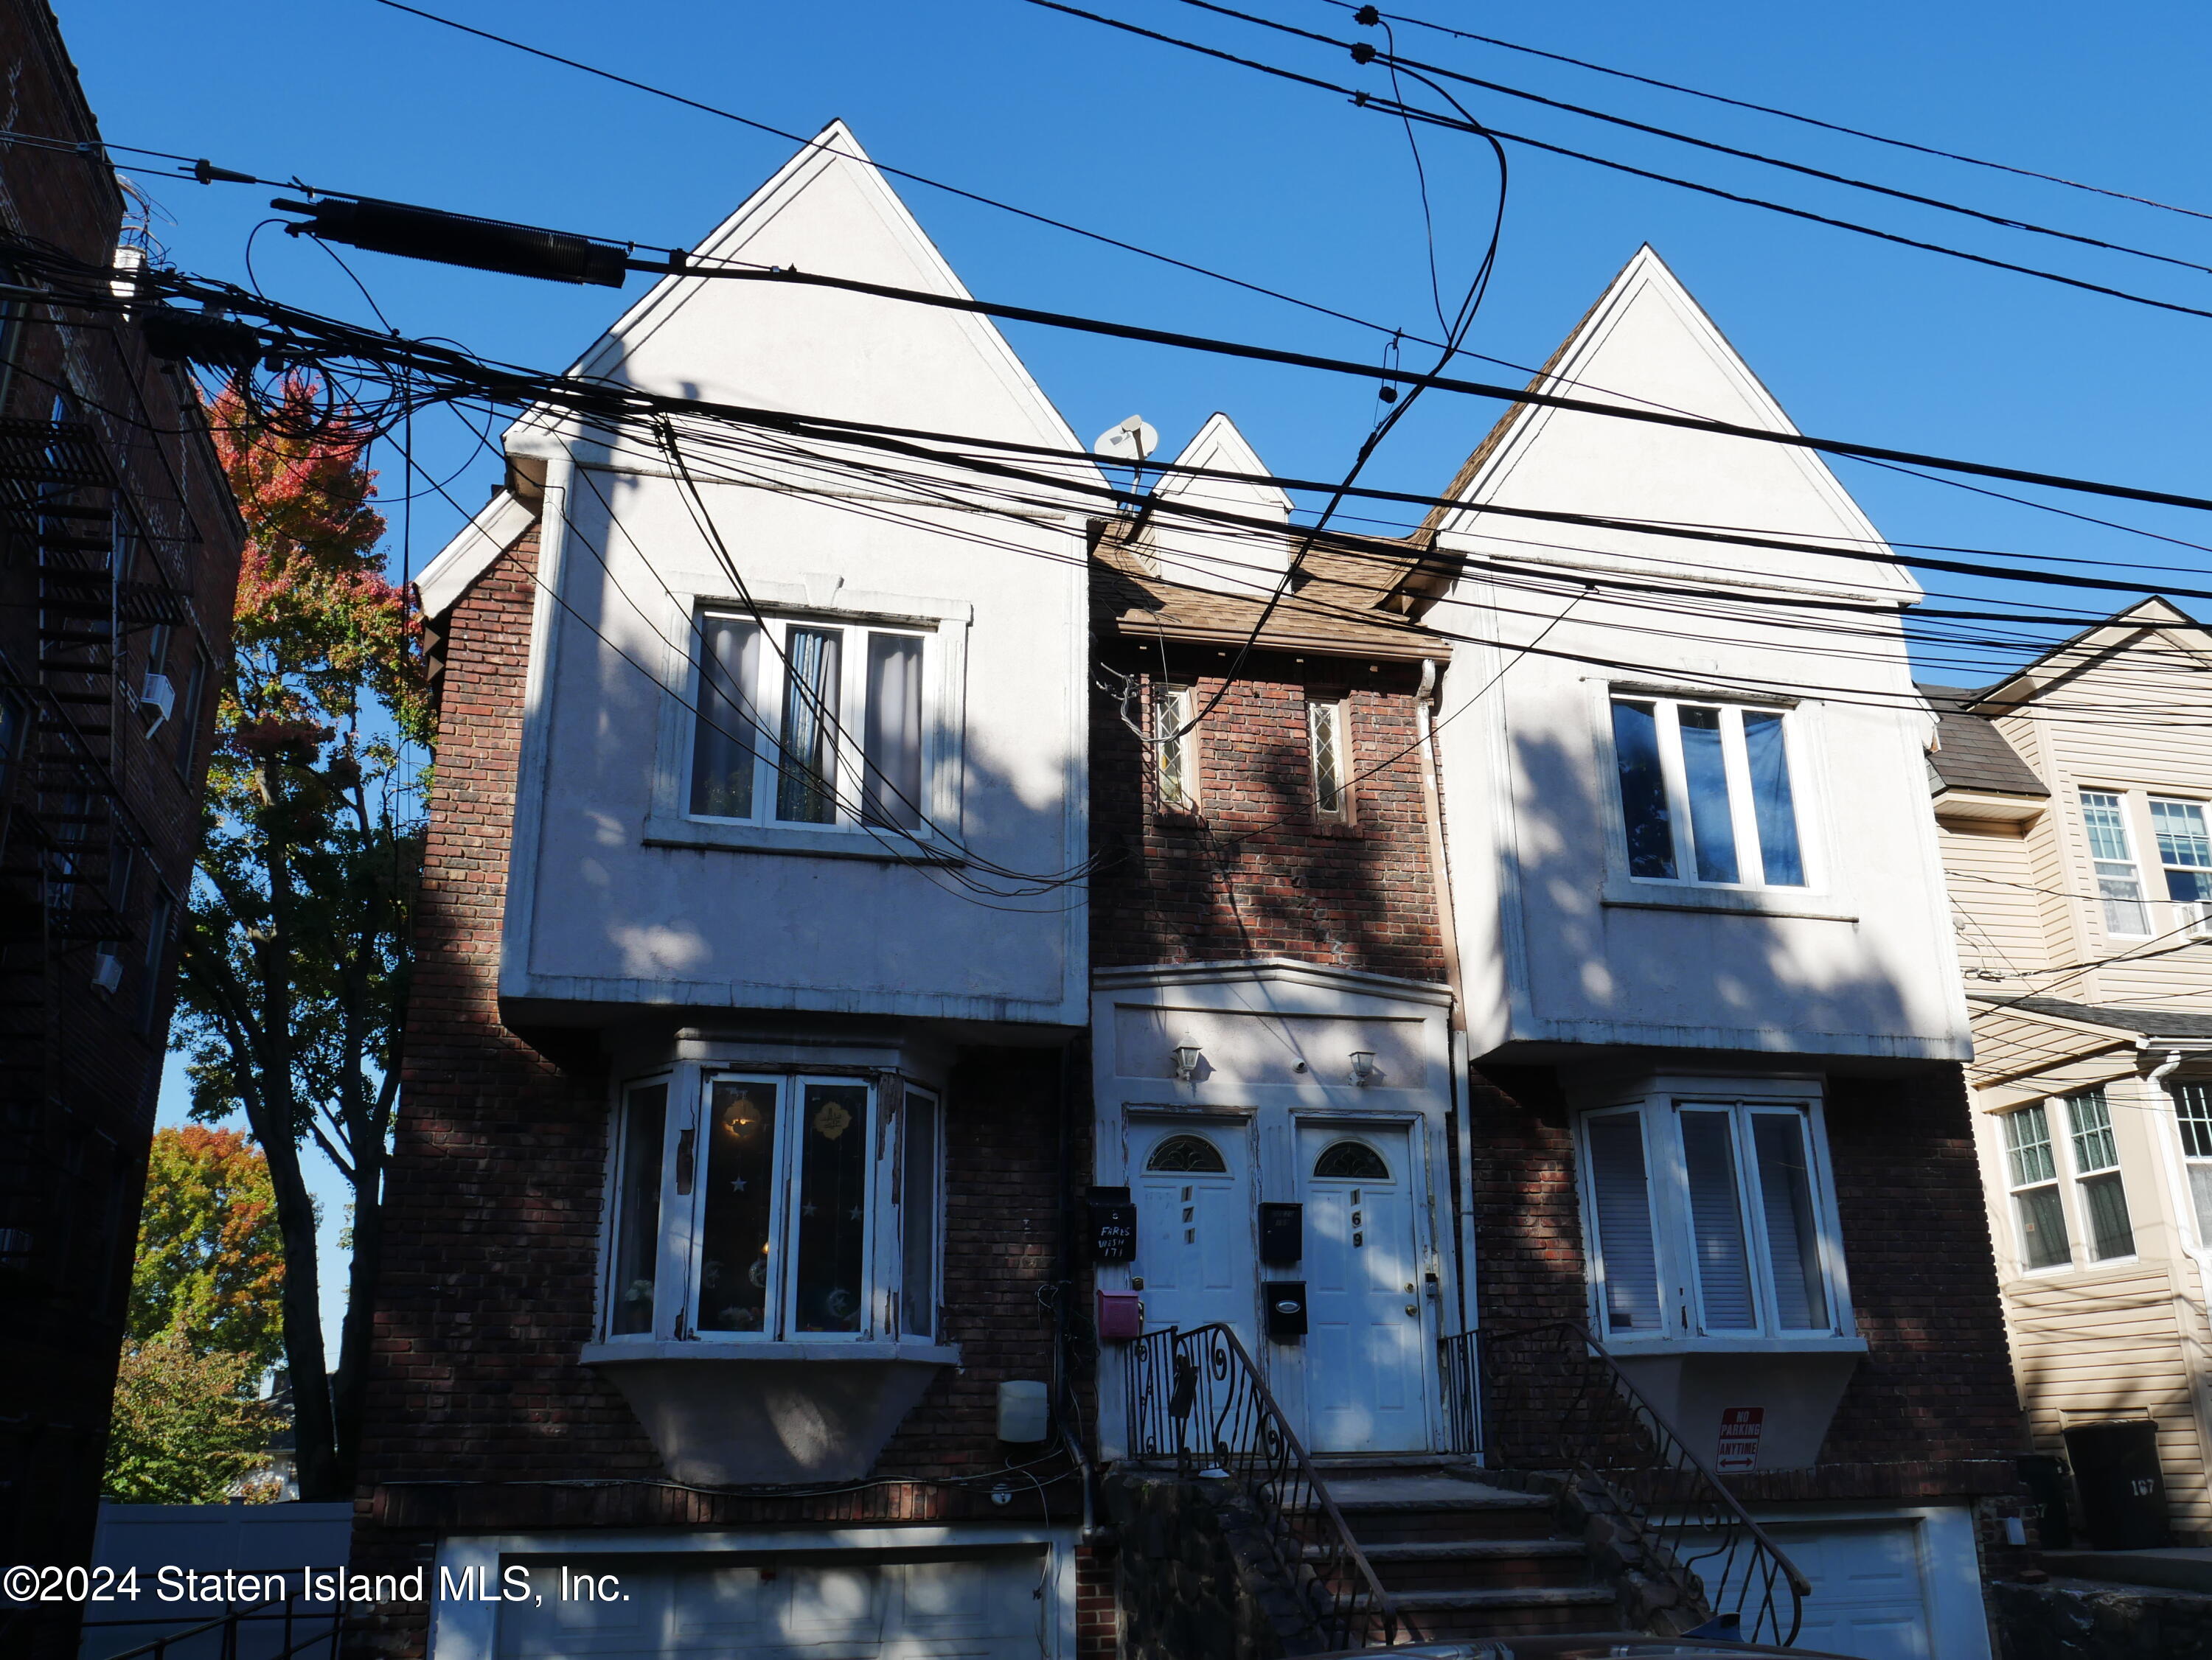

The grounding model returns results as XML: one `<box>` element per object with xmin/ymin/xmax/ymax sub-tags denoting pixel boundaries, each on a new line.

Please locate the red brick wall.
<box><xmin>1091</xmin><ymin>651</ymin><xmax>1444</xmax><ymax>983</ymax></box>
<box><xmin>1468</xmin><ymin>1062</ymin><xmax>2023</xmax><ymax>1493</ymax></box>
<box><xmin>349</xmin><ymin>536</ymin><xmax>1098</xmax><ymax>1656</ymax></box>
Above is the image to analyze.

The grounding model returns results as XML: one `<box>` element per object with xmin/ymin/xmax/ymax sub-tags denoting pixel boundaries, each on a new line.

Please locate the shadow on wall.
<box><xmin>1088</xmin><ymin>658</ymin><xmax>1446</xmax><ymax>985</ymax></box>
<box><xmin>1476</xmin><ymin>733</ymin><xmax>2018</xmax><ymax>1472</ymax></box>
<box><xmin>1501</xmin><ymin>722</ymin><xmax>1924</xmax><ymax>1045</ymax></box>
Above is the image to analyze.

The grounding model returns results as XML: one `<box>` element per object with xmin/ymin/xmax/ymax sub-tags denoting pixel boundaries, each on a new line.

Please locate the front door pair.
<box><xmin>1130</xmin><ymin>1117</ymin><xmax>1430</xmax><ymax>1453</ymax></box>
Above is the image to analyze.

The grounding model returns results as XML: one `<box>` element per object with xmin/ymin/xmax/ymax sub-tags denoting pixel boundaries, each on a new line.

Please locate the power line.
<box><xmin>1012</xmin><ymin>0</ymin><xmax>2212</xmax><ymax>327</ymax></box>
<box><xmin>1321</xmin><ymin>0</ymin><xmax>2212</xmax><ymax>228</ymax></box>
<box><xmin>1183</xmin><ymin>0</ymin><xmax>2212</xmax><ymax>281</ymax></box>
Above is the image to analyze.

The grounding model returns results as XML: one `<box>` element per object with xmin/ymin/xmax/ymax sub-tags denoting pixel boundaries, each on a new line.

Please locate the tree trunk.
<box><xmin>253</xmin><ymin>1124</ymin><xmax>341</xmax><ymax>1499</ymax></box>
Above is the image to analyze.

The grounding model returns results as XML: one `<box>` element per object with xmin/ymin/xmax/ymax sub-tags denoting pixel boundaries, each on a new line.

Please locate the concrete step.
<box><xmin>1393</xmin><ymin>1585</ymin><xmax>1618</xmax><ymax>1639</ymax></box>
<box><xmin>1328</xmin><ymin>1476</ymin><xmax>1556</xmax><ymax>1544</ymax></box>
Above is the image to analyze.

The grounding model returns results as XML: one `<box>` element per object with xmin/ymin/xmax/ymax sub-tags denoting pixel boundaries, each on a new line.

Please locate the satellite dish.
<box><xmin>1093</xmin><ymin>414</ymin><xmax>1158</xmax><ymax>464</ymax></box>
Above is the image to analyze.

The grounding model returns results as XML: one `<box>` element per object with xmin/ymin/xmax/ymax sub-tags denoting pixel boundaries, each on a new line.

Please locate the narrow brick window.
<box><xmin>1152</xmin><ymin>683</ymin><xmax>1198</xmax><ymax>812</ymax></box>
<box><xmin>1307</xmin><ymin>697</ymin><xmax>1352</xmax><ymax>823</ymax></box>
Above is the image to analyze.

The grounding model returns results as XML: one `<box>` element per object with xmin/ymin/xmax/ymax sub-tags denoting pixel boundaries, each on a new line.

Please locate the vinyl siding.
<box><xmin>1937</xmin><ymin>823</ymin><xmax>2048</xmax><ymax>981</ymax></box>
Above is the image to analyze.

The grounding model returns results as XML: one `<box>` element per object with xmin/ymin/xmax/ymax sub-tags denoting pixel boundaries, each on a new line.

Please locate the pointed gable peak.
<box><xmin>1155</xmin><ymin>411</ymin><xmax>1292</xmax><ymax>515</ymax></box>
<box><xmin>1422</xmin><ymin>243</ymin><xmax>1915</xmax><ymax>601</ymax></box>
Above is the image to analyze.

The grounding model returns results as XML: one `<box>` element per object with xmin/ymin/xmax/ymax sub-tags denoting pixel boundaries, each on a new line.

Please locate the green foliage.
<box><xmin>102</xmin><ymin>1336</ymin><xmax>278</xmax><ymax>1504</ymax></box>
<box><xmin>128</xmin><ymin>1126</ymin><xmax>285</xmax><ymax>1367</ymax></box>
<box><xmin>168</xmin><ymin>377</ymin><xmax>428</xmax><ymax>1498</ymax></box>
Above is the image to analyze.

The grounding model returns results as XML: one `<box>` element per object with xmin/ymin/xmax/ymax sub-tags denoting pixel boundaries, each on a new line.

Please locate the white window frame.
<box><xmin>2079</xmin><ymin>789</ymin><xmax>2152</xmax><ymax>938</ymax></box>
<box><xmin>2000</xmin><ymin>1102</ymin><xmax>2070</xmax><ymax>1274</ymax></box>
<box><xmin>683</xmin><ymin>611</ymin><xmax>935</xmax><ymax>830</ymax></box>
<box><xmin>642</xmin><ymin>585</ymin><xmax>970</xmax><ymax>860</ymax></box>
<box><xmin>2062</xmin><ymin>1088</ymin><xmax>2135</xmax><ymax>1265</ymax></box>
<box><xmin>1573</xmin><ymin>1079</ymin><xmax>1856</xmax><ymax>1350</ymax></box>
<box><xmin>1154</xmin><ymin>680</ymin><xmax>1200</xmax><ymax>814</ymax></box>
<box><xmin>1600</xmin><ymin>689</ymin><xmax>1818</xmax><ymax>894</ymax></box>
<box><xmin>1307</xmin><ymin>696</ymin><xmax>1352</xmax><ymax>824</ymax></box>
<box><xmin>2149</xmin><ymin>796</ymin><xmax>2212</xmax><ymax>937</ymax></box>
<box><xmin>597</xmin><ymin>1066</ymin><xmax>941</xmax><ymax>1347</ymax></box>
<box><xmin>2174</xmin><ymin>1081</ymin><xmax>2212</xmax><ymax>1251</ymax></box>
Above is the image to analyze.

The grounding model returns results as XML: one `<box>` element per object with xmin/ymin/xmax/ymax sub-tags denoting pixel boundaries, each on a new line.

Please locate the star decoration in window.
<box><xmin>801</xmin><ymin>1202</ymin><xmax>818</xmax><ymax>1217</ymax></box>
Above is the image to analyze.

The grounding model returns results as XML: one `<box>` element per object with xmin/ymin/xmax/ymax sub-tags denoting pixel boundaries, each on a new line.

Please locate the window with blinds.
<box><xmin>1576</xmin><ymin>1095</ymin><xmax>1840</xmax><ymax>1342</ymax></box>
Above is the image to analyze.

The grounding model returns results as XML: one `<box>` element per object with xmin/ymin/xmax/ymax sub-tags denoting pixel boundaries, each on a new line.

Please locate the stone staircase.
<box><xmin>1323</xmin><ymin>1466</ymin><xmax>1621</xmax><ymax>1639</ymax></box>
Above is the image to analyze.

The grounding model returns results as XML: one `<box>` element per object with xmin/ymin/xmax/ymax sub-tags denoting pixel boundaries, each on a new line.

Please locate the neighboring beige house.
<box><xmin>1927</xmin><ymin>597</ymin><xmax>2212</xmax><ymax>1544</ymax></box>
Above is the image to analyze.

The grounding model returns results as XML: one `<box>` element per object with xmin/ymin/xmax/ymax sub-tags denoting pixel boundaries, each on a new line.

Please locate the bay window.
<box><xmin>1579</xmin><ymin>1092</ymin><xmax>1845</xmax><ymax>1342</ymax></box>
<box><xmin>1609</xmin><ymin>696</ymin><xmax>1806</xmax><ymax>888</ymax></box>
<box><xmin>602</xmin><ymin>1070</ymin><xmax>940</xmax><ymax>1344</ymax></box>
<box><xmin>687</xmin><ymin>612</ymin><xmax>930</xmax><ymax>832</ymax></box>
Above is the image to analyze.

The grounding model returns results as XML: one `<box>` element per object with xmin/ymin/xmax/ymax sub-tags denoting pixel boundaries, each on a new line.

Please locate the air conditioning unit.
<box><xmin>90</xmin><ymin>948</ymin><xmax>123</xmax><ymax>994</ymax></box>
<box><xmin>2184</xmin><ymin>901</ymin><xmax>2212</xmax><ymax>941</ymax></box>
<box><xmin>137</xmin><ymin>670</ymin><xmax>175</xmax><ymax>737</ymax></box>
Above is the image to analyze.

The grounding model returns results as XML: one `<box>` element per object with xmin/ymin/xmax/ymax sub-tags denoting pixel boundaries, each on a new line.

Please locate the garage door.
<box><xmin>1772</xmin><ymin>1521</ymin><xmax>1931</xmax><ymax>1660</ymax></box>
<box><xmin>493</xmin><ymin>1549</ymin><xmax>1049</xmax><ymax>1660</ymax></box>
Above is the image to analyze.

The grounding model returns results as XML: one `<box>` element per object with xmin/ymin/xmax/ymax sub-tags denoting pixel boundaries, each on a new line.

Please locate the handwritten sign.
<box><xmin>1717</xmin><ymin>1406</ymin><xmax>1765</xmax><ymax>1474</ymax></box>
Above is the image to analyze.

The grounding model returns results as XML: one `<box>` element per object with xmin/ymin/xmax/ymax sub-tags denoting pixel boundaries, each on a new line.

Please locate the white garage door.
<box><xmin>494</xmin><ymin>1550</ymin><xmax>1048</xmax><ymax>1660</ymax></box>
<box><xmin>1773</xmin><ymin>1521</ymin><xmax>1932</xmax><ymax>1660</ymax></box>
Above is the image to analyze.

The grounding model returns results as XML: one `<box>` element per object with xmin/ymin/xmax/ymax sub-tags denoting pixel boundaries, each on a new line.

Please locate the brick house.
<box><xmin>0</xmin><ymin>4</ymin><xmax>246</xmax><ymax>1653</ymax></box>
<box><xmin>354</xmin><ymin>136</ymin><xmax>2024</xmax><ymax>1660</ymax></box>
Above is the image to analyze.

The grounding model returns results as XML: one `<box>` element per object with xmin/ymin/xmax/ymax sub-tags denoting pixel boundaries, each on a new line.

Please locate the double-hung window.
<box><xmin>1610</xmin><ymin>697</ymin><xmax>1806</xmax><ymax>888</ymax></box>
<box><xmin>2003</xmin><ymin>1105</ymin><xmax>2069</xmax><ymax>1269</ymax></box>
<box><xmin>603</xmin><ymin>1072</ymin><xmax>940</xmax><ymax>1343</ymax></box>
<box><xmin>2066</xmin><ymin>1089</ymin><xmax>2135</xmax><ymax>1260</ymax></box>
<box><xmin>1579</xmin><ymin>1094</ymin><xmax>1843</xmax><ymax>1342</ymax></box>
<box><xmin>2175</xmin><ymin>1083</ymin><xmax>2212</xmax><ymax>1248</ymax></box>
<box><xmin>1307</xmin><ymin>697</ymin><xmax>1351</xmax><ymax>823</ymax></box>
<box><xmin>2152</xmin><ymin>798</ymin><xmax>2212</xmax><ymax>932</ymax></box>
<box><xmin>688</xmin><ymin>613</ymin><xmax>930</xmax><ymax>832</ymax></box>
<box><xmin>2080</xmin><ymin>791</ymin><xmax>2150</xmax><ymax>936</ymax></box>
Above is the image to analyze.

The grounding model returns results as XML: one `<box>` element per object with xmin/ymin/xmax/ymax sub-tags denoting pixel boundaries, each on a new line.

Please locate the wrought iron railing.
<box><xmin>1126</xmin><ymin>1322</ymin><xmax>1404</xmax><ymax>1652</ymax></box>
<box><xmin>1478</xmin><ymin>1320</ymin><xmax>1811</xmax><ymax>1646</ymax></box>
<box><xmin>83</xmin><ymin>1590</ymin><xmax>352</xmax><ymax>1660</ymax></box>
<box><xmin>1439</xmin><ymin>1328</ymin><xmax>1481</xmax><ymax>1456</ymax></box>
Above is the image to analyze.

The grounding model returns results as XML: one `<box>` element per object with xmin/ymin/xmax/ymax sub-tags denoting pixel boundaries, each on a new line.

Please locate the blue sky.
<box><xmin>60</xmin><ymin>0</ymin><xmax>2212</xmax><ymax>1331</ymax></box>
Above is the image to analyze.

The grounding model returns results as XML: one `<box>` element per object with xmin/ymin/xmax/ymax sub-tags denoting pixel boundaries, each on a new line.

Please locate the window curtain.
<box><xmin>689</xmin><ymin>617</ymin><xmax>761</xmax><ymax>817</ymax></box>
<box><xmin>863</xmin><ymin>634</ymin><xmax>924</xmax><ymax>830</ymax></box>
<box><xmin>777</xmin><ymin>627</ymin><xmax>842</xmax><ymax>823</ymax></box>
<box><xmin>1742</xmin><ymin>711</ymin><xmax>1805</xmax><ymax>886</ymax></box>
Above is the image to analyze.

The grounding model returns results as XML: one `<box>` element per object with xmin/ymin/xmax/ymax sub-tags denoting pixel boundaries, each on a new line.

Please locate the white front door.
<box><xmin>1298</xmin><ymin>1123</ymin><xmax>1430</xmax><ymax>1453</ymax></box>
<box><xmin>1130</xmin><ymin>1118</ymin><xmax>1254</xmax><ymax>1350</ymax></box>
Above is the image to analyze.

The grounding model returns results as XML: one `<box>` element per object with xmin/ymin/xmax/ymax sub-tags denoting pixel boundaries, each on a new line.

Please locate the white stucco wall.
<box><xmin>489</xmin><ymin>125</ymin><xmax>1095</xmax><ymax>1028</ymax></box>
<box><xmin>1425</xmin><ymin>249</ymin><xmax>1970</xmax><ymax>1060</ymax></box>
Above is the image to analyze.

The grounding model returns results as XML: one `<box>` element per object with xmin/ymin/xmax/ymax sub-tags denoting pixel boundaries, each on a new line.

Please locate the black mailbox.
<box><xmin>1085</xmin><ymin>1186</ymin><xmax>1136</xmax><ymax>1263</ymax></box>
<box><xmin>1264</xmin><ymin>1281</ymin><xmax>1308</xmax><ymax>1342</ymax></box>
<box><xmin>1259</xmin><ymin>1202</ymin><xmax>1302</xmax><ymax>1264</ymax></box>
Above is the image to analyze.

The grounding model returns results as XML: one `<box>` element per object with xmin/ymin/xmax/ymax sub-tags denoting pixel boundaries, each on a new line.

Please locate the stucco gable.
<box><xmin>504</xmin><ymin>121</ymin><xmax>1096</xmax><ymax>475</ymax></box>
<box><xmin>1425</xmin><ymin>245</ymin><xmax>1919</xmax><ymax>605</ymax></box>
<box><xmin>1137</xmin><ymin>411</ymin><xmax>1296</xmax><ymax>598</ymax></box>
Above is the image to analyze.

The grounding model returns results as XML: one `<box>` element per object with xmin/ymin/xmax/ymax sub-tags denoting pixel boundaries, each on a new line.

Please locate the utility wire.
<box><xmin>1320</xmin><ymin>0</ymin><xmax>2212</xmax><ymax>228</ymax></box>
<box><xmin>1012</xmin><ymin>0</ymin><xmax>2212</xmax><ymax>327</ymax></box>
<box><xmin>1187</xmin><ymin>0</ymin><xmax>2212</xmax><ymax>279</ymax></box>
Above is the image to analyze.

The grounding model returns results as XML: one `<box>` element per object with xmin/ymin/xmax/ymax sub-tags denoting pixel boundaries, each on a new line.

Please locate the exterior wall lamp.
<box><xmin>1349</xmin><ymin>1051</ymin><xmax>1377</xmax><ymax>1087</ymax></box>
<box><xmin>1172</xmin><ymin>1045</ymin><xmax>1203</xmax><ymax>1083</ymax></box>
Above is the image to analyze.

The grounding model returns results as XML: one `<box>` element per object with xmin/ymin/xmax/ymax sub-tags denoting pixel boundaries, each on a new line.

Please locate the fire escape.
<box><xmin>0</xmin><ymin>412</ymin><xmax>187</xmax><ymax>1291</ymax></box>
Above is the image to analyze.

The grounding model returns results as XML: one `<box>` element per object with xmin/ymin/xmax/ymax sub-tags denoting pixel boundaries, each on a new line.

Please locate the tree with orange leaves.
<box><xmin>170</xmin><ymin>377</ymin><xmax>427</xmax><ymax>1500</ymax></box>
<box><xmin>128</xmin><ymin>1126</ymin><xmax>285</xmax><ymax>1364</ymax></box>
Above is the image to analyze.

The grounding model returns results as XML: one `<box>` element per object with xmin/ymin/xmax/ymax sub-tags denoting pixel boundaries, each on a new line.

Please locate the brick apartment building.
<box><xmin>0</xmin><ymin>3</ymin><xmax>246</xmax><ymax>1654</ymax></box>
<box><xmin>353</xmin><ymin>134</ymin><xmax>2026</xmax><ymax>1660</ymax></box>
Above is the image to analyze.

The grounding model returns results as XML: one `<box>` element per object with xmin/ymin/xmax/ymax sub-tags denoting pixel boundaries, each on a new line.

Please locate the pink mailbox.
<box><xmin>1096</xmin><ymin>1291</ymin><xmax>1144</xmax><ymax>1342</ymax></box>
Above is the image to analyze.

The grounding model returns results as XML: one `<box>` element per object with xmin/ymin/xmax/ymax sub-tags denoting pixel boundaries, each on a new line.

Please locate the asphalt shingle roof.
<box><xmin>1972</xmin><ymin>994</ymin><xmax>2212</xmax><ymax>1039</ymax></box>
<box><xmin>1919</xmin><ymin>683</ymin><xmax>2049</xmax><ymax>798</ymax></box>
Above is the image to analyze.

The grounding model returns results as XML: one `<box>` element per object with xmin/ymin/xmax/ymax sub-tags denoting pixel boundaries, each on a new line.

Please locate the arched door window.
<box><xmin>1312</xmin><ymin>1139</ymin><xmax>1389</xmax><ymax>1181</ymax></box>
<box><xmin>1146</xmin><ymin>1132</ymin><xmax>1228</xmax><ymax>1173</ymax></box>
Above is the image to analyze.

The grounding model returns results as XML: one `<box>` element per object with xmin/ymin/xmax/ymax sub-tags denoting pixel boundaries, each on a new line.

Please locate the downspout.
<box><xmin>1415</xmin><ymin>658</ymin><xmax>1480</xmax><ymax>1345</ymax></box>
<box><xmin>1054</xmin><ymin>1034</ymin><xmax>1102</xmax><ymax>1543</ymax></box>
